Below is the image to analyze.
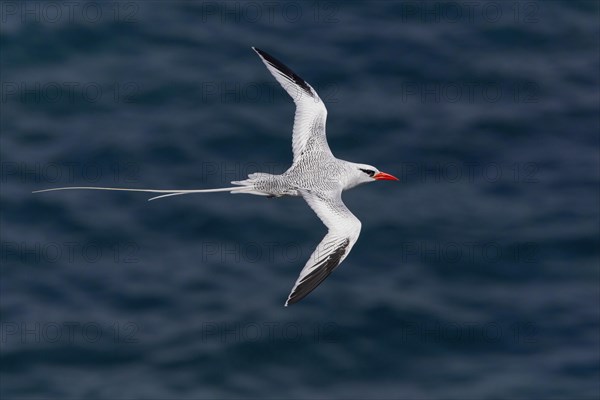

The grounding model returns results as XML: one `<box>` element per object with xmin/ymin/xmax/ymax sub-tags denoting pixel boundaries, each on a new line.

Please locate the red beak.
<box><xmin>373</xmin><ymin>171</ymin><xmax>399</xmax><ymax>181</ymax></box>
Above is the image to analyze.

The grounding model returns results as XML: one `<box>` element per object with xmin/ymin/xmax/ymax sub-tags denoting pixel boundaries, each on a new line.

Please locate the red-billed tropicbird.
<box><xmin>34</xmin><ymin>47</ymin><xmax>399</xmax><ymax>306</ymax></box>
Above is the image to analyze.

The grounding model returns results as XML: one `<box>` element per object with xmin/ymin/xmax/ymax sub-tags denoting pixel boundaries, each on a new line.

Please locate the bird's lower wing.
<box><xmin>285</xmin><ymin>190</ymin><xmax>362</xmax><ymax>306</ymax></box>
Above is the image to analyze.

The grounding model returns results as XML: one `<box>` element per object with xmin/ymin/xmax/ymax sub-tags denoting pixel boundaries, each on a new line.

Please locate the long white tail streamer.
<box><xmin>32</xmin><ymin>186</ymin><xmax>247</xmax><ymax>201</ymax></box>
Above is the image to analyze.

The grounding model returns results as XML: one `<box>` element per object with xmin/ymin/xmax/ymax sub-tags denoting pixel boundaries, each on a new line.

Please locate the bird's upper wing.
<box><xmin>252</xmin><ymin>47</ymin><xmax>332</xmax><ymax>162</ymax></box>
<box><xmin>286</xmin><ymin>189</ymin><xmax>362</xmax><ymax>306</ymax></box>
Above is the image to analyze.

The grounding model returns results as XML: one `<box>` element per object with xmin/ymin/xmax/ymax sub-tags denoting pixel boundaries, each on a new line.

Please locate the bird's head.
<box><xmin>346</xmin><ymin>163</ymin><xmax>399</xmax><ymax>188</ymax></box>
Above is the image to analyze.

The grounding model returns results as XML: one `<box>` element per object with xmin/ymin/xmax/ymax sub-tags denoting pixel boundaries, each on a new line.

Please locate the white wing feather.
<box><xmin>252</xmin><ymin>47</ymin><xmax>331</xmax><ymax>162</ymax></box>
<box><xmin>285</xmin><ymin>190</ymin><xmax>362</xmax><ymax>306</ymax></box>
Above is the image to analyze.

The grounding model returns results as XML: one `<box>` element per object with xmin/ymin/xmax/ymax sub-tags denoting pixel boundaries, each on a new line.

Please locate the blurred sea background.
<box><xmin>1</xmin><ymin>1</ymin><xmax>599</xmax><ymax>398</ymax></box>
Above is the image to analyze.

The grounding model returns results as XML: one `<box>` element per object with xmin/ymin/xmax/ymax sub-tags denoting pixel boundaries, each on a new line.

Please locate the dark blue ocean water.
<box><xmin>1</xmin><ymin>1</ymin><xmax>599</xmax><ymax>398</ymax></box>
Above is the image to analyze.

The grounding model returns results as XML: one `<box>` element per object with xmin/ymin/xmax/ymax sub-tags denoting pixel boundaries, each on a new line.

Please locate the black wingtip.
<box><xmin>285</xmin><ymin>238</ymin><xmax>350</xmax><ymax>305</ymax></box>
<box><xmin>251</xmin><ymin>47</ymin><xmax>314</xmax><ymax>97</ymax></box>
<box><xmin>252</xmin><ymin>47</ymin><xmax>268</xmax><ymax>60</ymax></box>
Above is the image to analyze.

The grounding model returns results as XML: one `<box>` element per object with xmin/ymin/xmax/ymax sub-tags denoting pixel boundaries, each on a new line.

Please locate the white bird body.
<box><xmin>34</xmin><ymin>47</ymin><xmax>398</xmax><ymax>306</ymax></box>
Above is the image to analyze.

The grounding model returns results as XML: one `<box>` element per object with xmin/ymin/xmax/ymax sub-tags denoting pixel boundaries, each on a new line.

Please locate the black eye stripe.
<box><xmin>360</xmin><ymin>168</ymin><xmax>375</xmax><ymax>177</ymax></box>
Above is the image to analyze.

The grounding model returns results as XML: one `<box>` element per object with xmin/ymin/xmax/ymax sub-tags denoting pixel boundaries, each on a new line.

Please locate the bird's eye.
<box><xmin>360</xmin><ymin>168</ymin><xmax>375</xmax><ymax>177</ymax></box>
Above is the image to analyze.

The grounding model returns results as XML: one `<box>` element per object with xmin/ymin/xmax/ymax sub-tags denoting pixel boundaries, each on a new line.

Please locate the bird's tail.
<box><xmin>32</xmin><ymin>186</ymin><xmax>250</xmax><ymax>201</ymax></box>
<box><xmin>229</xmin><ymin>172</ymin><xmax>275</xmax><ymax>197</ymax></box>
